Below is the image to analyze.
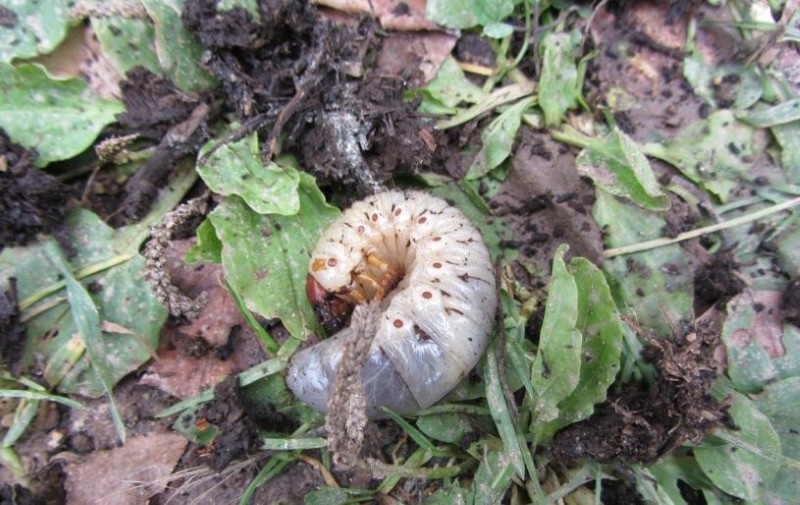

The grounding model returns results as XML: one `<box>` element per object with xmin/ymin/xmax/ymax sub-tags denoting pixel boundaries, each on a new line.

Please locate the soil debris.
<box><xmin>0</xmin><ymin>277</ymin><xmax>26</xmax><ymax>377</ymax></box>
<box><xmin>0</xmin><ymin>130</ymin><xmax>71</xmax><ymax>251</ymax></box>
<box><xmin>781</xmin><ymin>277</ymin><xmax>800</xmax><ymax>328</ymax></box>
<box><xmin>552</xmin><ymin>319</ymin><xmax>729</xmax><ymax>464</ymax></box>
<box><xmin>193</xmin><ymin>376</ymin><xmax>265</xmax><ymax>472</ymax></box>
<box><xmin>116</xmin><ymin>67</ymin><xmax>203</xmax><ymax>141</ymax></box>
<box><xmin>183</xmin><ymin>0</ymin><xmax>444</xmax><ymax>199</ymax></box>
<box><xmin>694</xmin><ymin>249</ymin><xmax>746</xmax><ymax>314</ymax></box>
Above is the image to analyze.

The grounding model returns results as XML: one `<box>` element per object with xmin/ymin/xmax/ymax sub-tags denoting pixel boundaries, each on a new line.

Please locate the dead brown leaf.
<box><xmin>726</xmin><ymin>289</ymin><xmax>786</xmax><ymax>358</ymax></box>
<box><xmin>313</xmin><ymin>0</ymin><xmax>439</xmax><ymax>31</ymax></box>
<box><xmin>62</xmin><ymin>433</ymin><xmax>187</xmax><ymax>505</ymax></box>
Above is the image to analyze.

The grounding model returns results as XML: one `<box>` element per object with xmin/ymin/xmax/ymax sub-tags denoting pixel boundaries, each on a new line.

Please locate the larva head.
<box><xmin>308</xmin><ymin>239</ymin><xmax>361</xmax><ymax>293</ymax></box>
<box><xmin>305</xmin><ymin>274</ymin><xmax>352</xmax><ymax>333</ymax></box>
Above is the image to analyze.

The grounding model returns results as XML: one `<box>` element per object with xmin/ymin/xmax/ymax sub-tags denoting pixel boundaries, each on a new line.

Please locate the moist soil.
<box><xmin>1</xmin><ymin>0</ymin><xmax>784</xmax><ymax>503</ymax></box>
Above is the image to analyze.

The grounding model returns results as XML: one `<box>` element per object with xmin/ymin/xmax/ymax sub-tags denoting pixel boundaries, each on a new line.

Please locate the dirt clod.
<box><xmin>196</xmin><ymin>376</ymin><xmax>263</xmax><ymax>472</ymax></box>
<box><xmin>0</xmin><ymin>130</ymin><xmax>71</xmax><ymax>251</ymax></box>
<box><xmin>0</xmin><ymin>278</ymin><xmax>26</xmax><ymax>376</ymax></box>
<box><xmin>694</xmin><ymin>250</ymin><xmax>745</xmax><ymax>313</ymax></box>
<box><xmin>552</xmin><ymin>320</ymin><xmax>728</xmax><ymax>464</ymax></box>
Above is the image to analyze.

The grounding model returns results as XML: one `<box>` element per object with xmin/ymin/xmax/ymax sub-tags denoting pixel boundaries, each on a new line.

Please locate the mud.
<box><xmin>0</xmin><ymin>130</ymin><xmax>71</xmax><ymax>251</ymax></box>
<box><xmin>552</xmin><ymin>320</ymin><xmax>729</xmax><ymax>464</ymax></box>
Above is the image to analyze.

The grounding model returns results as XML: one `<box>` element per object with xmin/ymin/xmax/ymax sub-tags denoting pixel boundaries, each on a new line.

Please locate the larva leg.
<box><xmin>363</xmin><ymin>253</ymin><xmax>402</xmax><ymax>300</ymax></box>
<box><xmin>291</xmin><ymin>190</ymin><xmax>497</xmax><ymax>417</ymax></box>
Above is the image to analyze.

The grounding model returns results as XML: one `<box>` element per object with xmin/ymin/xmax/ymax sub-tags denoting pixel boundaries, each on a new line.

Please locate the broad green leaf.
<box><xmin>0</xmin><ymin>209</ymin><xmax>166</xmax><ymax>398</ymax></box>
<box><xmin>93</xmin><ymin>16</ymin><xmax>162</xmax><ymax>78</ymax></box>
<box><xmin>643</xmin><ymin>111</ymin><xmax>757</xmax><ymax>202</ymax></box>
<box><xmin>695</xmin><ymin>389</ymin><xmax>781</xmax><ymax>502</ymax></box>
<box><xmin>468</xmin><ymin>439</ymin><xmax>515</xmax><ymax>505</ymax></box>
<box><xmin>218</xmin><ymin>0</ymin><xmax>259</xmax><ymax>16</ymax></box>
<box><xmin>647</xmin><ymin>455</ymin><xmax>717</xmax><ymax>505</ymax></box>
<box><xmin>198</xmin><ymin>132</ymin><xmax>301</xmax><ymax>215</ymax></box>
<box><xmin>754</xmin><ymin>378</ymin><xmax>800</xmax><ymax>505</ymax></box>
<box><xmin>721</xmin><ymin>293</ymin><xmax>800</xmax><ymax>393</ymax></box>
<box><xmin>539</xmin><ymin>30</ymin><xmax>581</xmax><ymax>126</ymax></box>
<box><xmin>0</xmin><ymin>63</ymin><xmax>124</xmax><ymax>167</ymax></box>
<box><xmin>593</xmin><ymin>190</ymin><xmax>692</xmax><ymax>335</ymax></box>
<box><xmin>43</xmin><ymin>240</ymin><xmax>126</xmax><ymax>441</ymax></box>
<box><xmin>575</xmin><ymin>127</ymin><xmax>670</xmax><ymax>211</ymax></box>
<box><xmin>682</xmin><ymin>20</ymin><xmax>762</xmax><ymax>109</ymax></box>
<box><xmin>172</xmin><ymin>404</ymin><xmax>219</xmax><ymax>446</ymax></box>
<box><xmin>721</xmin><ymin>294</ymin><xmax>780</xmax><ymax>392</ymax></box>
<box><xmin>425</xmin><ymin>0</ymin><xmax>514</xmax><ymax>29</ymax></box>
<box><xmin>737</xmin><ymin>98</ymin><xmax>800</xmax><ymax>127</ymax></box>
<box><xmin>531</xmin><ymin>245</ymin><xmax>582</xmax><ymax>434</ymax></box>
<box><xmin>209</xmin><ymin>174</ymin><xmax>339</xmax><ymax>340</ymax></box>
<box><xmin>141</xmin><ymin>0</ymin><xmax>217</xmax><ymax>92</ymax></box>
<box><xmin>185</xmin><ymin>218</ymin><xmax>223</xmax><ymax>264</ymax></box>
<box><xmin>421</xmin><ymin>56</ymin><xmax>487</xmax><ymax>110</ymax></box>
<box><xmin>416</xmin><ymin>413</ymin><xmax>472</xmax><ymax>444</ymax></box>
<box><xmin>483</xmin><ymin>22</ymin><xmax>513</xmax><ymax>39</ymax></box>
<box><xmin>772</xmin><ymin>121</ymin><xmax>800</xmax><ymax>179</ymax></box>
<box><xmin>536</xmin><ymin>257</ymin><xmax>623</xmax><ymax>442</ymax></box>
<box><xmin>0</xmin><ymin>0</ymin><xmax>73</xmax><ymax>63</ymax></box>
<box><xmin>436</xmin><ymin>82</ymin><xmax>534</xmax><ymax>129</ymax></box>
<box><xmin>485</xmin><ymin>343</ymin><xmax>525</xmax><ymax>477</ymax></box>
<box><xmin>755</xmin><ymin>378</ymin><xmax>800</xmax><ymax>458</ymax></box>
<box><xmin>426</xmin><ymin>485</ymin><xmax>469</xmax><ymax>505</ymax></box>
<box><xmin>467</xmin><ymin>96</ymin><xmax>536</xmax><ymax>180</ymax></box>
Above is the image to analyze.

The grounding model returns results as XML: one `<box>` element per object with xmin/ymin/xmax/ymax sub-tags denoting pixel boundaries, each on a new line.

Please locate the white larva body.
<box><xmin>286</xmin><ymin>190</ymin><xmax>497</xmax><ymax>417</ymax></box>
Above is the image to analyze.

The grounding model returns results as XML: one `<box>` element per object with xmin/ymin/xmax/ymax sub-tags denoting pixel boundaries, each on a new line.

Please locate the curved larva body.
<box><xmin>286</xmin><ymin>190</ymin><xmax>496</xmax><ymax>417</ymax></box>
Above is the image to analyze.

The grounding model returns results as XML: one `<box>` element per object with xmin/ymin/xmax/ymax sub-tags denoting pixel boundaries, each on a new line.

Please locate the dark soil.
<box><xmin>182</xmin><ymin>0</ymin><xmax>449</xmax><ymax>201</ymax></box>
<box><xmin>551</xmin><ymin>319</ymin><xmax>729</xmax><ymax>464</ymax></box>
<box><xmin>694</xmin><ymin>249</ymin><xmax>746</xmax><ymax>313</ymax></box>
<box><xmin>0</xmin><ymin>278</ymin><xmax>26</xmax><ymax>377</ymax></box>
<box><xmin>113</xmin><ymin>67</ymin><xmax>217</xmax><ymax>224</ymax></box>
<box><xmin>0</xmin><ymin>130</ymin><xmax>71</xmax><ymax>251</ymax></box>
<box><xmin>1</xmin><ymin>0</ymin><xmax>777</xmax><ymax>503</ymax></box>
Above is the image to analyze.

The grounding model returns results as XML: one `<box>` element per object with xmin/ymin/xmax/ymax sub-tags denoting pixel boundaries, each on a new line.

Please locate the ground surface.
<box><xmin>1</xmin><ymin>0</ymin><xmax>798</xmax><ymax>504</ymax></box>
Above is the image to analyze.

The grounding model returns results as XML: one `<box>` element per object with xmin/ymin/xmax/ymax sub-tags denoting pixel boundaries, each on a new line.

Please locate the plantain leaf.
<box><xmin>0</xmin><ymin>0</ymin><xmax>74</xmax><ymax>63</ymax></box>
<box><xmin>643</xmin><ymin>111</ymin><xmax>757</xmax><ymax>202</ymax></box>
<box><xmin>539</xmin><ymin>30</ymin><xmax>581</xmax><ymax>127</ymax></box>
<box><xmin>695</xmin><ymin>387</ymin><xmax>782</xmax><ymax>502</ymax></box>
<box><xmin>576</xmin><ymin>126</ymin><xmax>670</xmax><ymax>211</ymax></box>
<box><xmin>209</xmin><ymin>173</ymin><xmax>339</xmax><ymax>340</ymax></box>
<box><xmin>0</xmin><ymin>63</ymin><xmax>124</xmax><ymax>167</ymax></box>
<box><xmin>43</xmin><ymin>240</ymin><xmax>127</xmax><ymax>442</ymax></box>
<box><xmin>592</xmin><ymin>190</ymin><xmax>692</xmax><ymax>335</ymax></box>
<box><xmin>531</xmin><ymin>244</ymin><xmax>582</xmax><ymax>438</ymax></box>
<box><xmin>197</xmin><ymin>132</ymin><xmax>301</xmax><ymax>215</ymax></box>
<box><xmin>140</xmin><ymin>0</ymin><xmax>216</xmax><ymax>92</ymax></box>
<box><xmin>535</xmin><ymin>256</ymin><xmax>623</xmax><ymax>442</ymax></box>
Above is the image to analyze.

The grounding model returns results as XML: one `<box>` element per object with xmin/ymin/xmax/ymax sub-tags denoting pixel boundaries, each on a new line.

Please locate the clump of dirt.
<box><xmin>0</xmin><ymin>278</ymin><xmax>26</xmax><ymax>377</ymax></box>
<box><xmin>112</xmin><ymin>68</ymin><xmax>217</xmax><ymax>224</ymax></box>
<box><xmin>694</xmin><ymin>249</ymin><xmax>746</xmax><ymax>313</ymax></box>
<box><xmin>116</xmin><ymin>67</ymin><xmax>203</xmax><ymax>141</ymax></box>
<box><xmin>0</xmin><ymin>463</ymin><xmax>65</xmax><ymax>505</ymax></box>
<box><xmin>781</xmin><ymin>277</ymin><xmax>800</xmax><ymax>327</ymax></box>
<box><xmin>189</xmin><ymin>376</ymin><xmax>282</xmax><ymax>472</ymax></box>
<box><xmin>0</xmin><ymin>129</ymin><xmax>72</xmax><ymax>251</ymax></box>
<box><xmin>552</xmin><ymin>320</ymin><xmax>729</xmax><ymax>464</ymax></box>
<box><xmin>182</xmin><ymin>0</ymin><xmax>443</xmax><ymax>199</ymax></box>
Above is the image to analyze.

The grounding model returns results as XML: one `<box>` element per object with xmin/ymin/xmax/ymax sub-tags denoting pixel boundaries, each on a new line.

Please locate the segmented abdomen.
<box><xmin>287</xmin><ymin>191</ymin><xmax>496</xmax><ymax>417</ymax></box>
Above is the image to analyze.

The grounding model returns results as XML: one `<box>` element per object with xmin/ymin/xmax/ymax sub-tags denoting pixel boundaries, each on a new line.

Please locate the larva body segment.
<box><xmin>287</xmin><ymin>191</ymin><xmax>496</xmax><ymax>417</ymax></box>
